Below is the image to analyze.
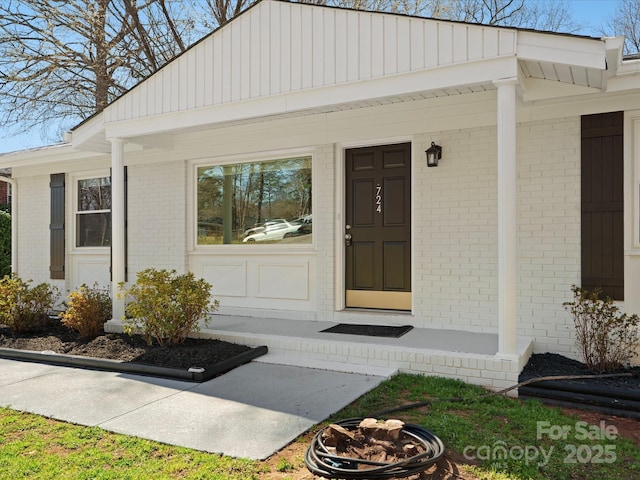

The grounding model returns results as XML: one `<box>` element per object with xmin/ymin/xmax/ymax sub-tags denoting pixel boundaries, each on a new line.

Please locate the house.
<box><xmin>1</xmin><ymin>0</ymin><xmax>639</xmax><ymax>390</ymax></box>
<box><xmin>0</xmin><ymin>168</ymin><xmax>10</xmax><ymax>206</ymax></box>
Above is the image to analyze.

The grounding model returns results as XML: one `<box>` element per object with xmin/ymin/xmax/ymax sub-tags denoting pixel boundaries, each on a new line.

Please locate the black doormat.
<box><xmin>320</xmin><ymin>323</ymin><xmax>413</xmax><ymax>338</ymax></box>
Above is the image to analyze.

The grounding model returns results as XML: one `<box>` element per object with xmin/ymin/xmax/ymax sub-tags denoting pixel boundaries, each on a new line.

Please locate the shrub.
<box><xmin>119</xmin><ymin>268</ymin><xmax>218</xmax><ymax>346</ymax></box>
<box><xmin>563</xmin><ymin>285</ymin><xmax>640</xmax><ymax>373</ymax></box>
<box><xmin>60</xmin><ymin>283</ymin><xmax>112</xmax><ymax>339</ymax></box>
<box><xmin>0</xmin><ymin>275</ymin><xmax>59</xmax><ymax>333</ymax></box>
<box><xmin>0</xmin><ymin>210</ymin><xmax>10</xmax><ymax>278</ymax></box>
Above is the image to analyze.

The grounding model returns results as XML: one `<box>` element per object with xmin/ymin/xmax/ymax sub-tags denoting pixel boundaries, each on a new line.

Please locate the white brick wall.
<box><xmin>414</xmin><ymin>126</ymin><xmax>499</xmax><ymax>332</ymax></box>
<box><xmin>16</xmin><ymin>175</ymin><xmax>65</xmax><ymax>291</ymax></box>
<box><xmin>127</xmin><ymin>161</ymin><xmax>188</xmax><ymax>277</ymax></box>
<box><xmin>313</xmin><ymin>144</ymin><xmax>337</xmax><ymax>318</ymax></box>
<box><xmin>413</xmin><ymin>118</ymin><xmax>581</xmax><ymax>358</ymax></box>
<box><xmin>516</xmin><ymin>117</ymin><xmax>581</xmax><ymax>357</ymax></box>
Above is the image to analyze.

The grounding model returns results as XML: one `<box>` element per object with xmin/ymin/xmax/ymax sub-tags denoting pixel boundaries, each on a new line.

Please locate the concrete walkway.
<box><xmin>0</xmin><ymin>357</ymin><xmax>388</xmax><ymax>460</ymax></box>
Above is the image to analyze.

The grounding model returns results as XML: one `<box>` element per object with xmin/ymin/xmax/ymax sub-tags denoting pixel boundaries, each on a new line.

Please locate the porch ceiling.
<box><xmin>519</xmin><ymin>59</ymin><xmax>603</xmax><ymax>89</ymax></box>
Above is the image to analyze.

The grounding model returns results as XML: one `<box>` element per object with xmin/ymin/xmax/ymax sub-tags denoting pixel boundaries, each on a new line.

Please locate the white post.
<box><xmin>110</xmin><ymin>138</ymin><xmax>126</xmax><ymax>321</ymax></box>
<box><xmin>495</xmin><ymin>78</ymin><xmax>518</xmax><ymax>358</ymax></box>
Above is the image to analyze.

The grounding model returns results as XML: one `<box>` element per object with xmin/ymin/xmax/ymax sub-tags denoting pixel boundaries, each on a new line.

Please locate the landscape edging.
<box><xmin>0</xmin><ymin>345</ymin><xmax>268</xmax><ymax>382</ymax></box>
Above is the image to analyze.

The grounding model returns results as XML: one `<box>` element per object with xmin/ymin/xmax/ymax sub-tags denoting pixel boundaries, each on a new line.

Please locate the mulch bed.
<box><xmin>0</xmin><ymin>317</ymin><xmax>253</xmax><ymax>371</ymax></box>
<box><xmin>519</xmin><ymin>353</ymin><xmax>640</xmax><ymax>419</ymax></box>
<box><xmin>520</xmin><ymin>353</ymin><xmax>640</xmax><ymax>389</ymax></box>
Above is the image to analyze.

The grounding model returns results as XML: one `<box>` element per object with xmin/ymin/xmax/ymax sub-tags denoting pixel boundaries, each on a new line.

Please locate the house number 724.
<box><xmin>375</xmin><ymin>184</ymin><xmax>382</xmax><ymax>213</ymax></box>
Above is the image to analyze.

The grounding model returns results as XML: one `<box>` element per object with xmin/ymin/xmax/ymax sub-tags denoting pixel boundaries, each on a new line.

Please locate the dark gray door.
<box><xmin>345</xmin><ymin>143</ymin><xmax>411</xmax><ymax>310</ymax></box>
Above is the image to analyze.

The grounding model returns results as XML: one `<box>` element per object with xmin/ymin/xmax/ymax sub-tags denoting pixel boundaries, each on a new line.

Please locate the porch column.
<box><xmin>494</xmin><ymin>78</ymin><xmax>518</xmax><ymax>358</ymax></box>
<box><xmin>110</xmin><ymin>138</ymin><xmax>126</xmax><ymax>321</ymax></box>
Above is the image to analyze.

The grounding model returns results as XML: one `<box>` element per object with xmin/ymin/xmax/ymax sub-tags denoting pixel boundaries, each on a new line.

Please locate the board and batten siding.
<box><xmin>104</xmin><ymin>1</ymin><xmax>516</xmax><ymax>124</ymax></box>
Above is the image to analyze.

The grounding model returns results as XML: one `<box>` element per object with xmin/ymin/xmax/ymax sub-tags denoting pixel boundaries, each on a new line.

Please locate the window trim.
<box><xmin>191</xmin><ymin>150</ymin><xmax>316</xmax><ymax>251</ymax></box>
<box><xmin>71</xmin><ymin>171</ymin><xmax>112</xmax><ymax>251</ymax></box>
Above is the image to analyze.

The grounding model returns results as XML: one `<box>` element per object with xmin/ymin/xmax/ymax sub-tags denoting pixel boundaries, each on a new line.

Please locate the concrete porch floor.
<box><xmin>107</xmin><ymin>315</ymin><xmax>533</xmax><ymax>392</ymax></box>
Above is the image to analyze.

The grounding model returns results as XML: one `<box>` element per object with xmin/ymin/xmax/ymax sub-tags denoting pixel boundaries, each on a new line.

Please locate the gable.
<box><xmin>103</xmin><ymin>1</ymin><xmax>517</xmax><ymax>125</ymax></box>
<box><xmin>64</xmin><ymin>0</ymin><xmax>617</xmax><ymax>152</ymax></box>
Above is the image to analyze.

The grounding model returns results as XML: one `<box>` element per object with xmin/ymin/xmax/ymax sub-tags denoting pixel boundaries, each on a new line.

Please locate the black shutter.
<box><xmin>581</xmin><ymin>112</ymin><xmax>624</xmax><ymax>300</ymax></box>
<box><xmin>124</xmin><ymin>165</ymin><xmax>128</xmax><ymax>282</ymax></box>
<box><xmin>50</xmin><ymin>173</ymin><xmax>65</xmax><ymax>280</ymax></box>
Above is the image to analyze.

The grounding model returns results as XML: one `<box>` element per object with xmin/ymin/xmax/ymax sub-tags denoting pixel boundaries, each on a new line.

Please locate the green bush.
<box><xmin>564</xmin><ymin>285</ymin><xmax>640</xmax><ymax>373</ymax></box>
<box><xmin>0</xmin><ymin>275</ymin><xmax>59</xmax><ymax>333</ymax></box>
<box><xmin>119</xmin><ymin>268</ymin><xmax>218</xmax><ymax>346</ymax></box>
<box><xmin>0</xmin><ymin>210</ymin><xmax>10</xmax><ymax>278</ymax></box>
<box><xmin>60</xmin><ymin>283</ymin><xmax>112</xmax><ymax>339</ymax></box>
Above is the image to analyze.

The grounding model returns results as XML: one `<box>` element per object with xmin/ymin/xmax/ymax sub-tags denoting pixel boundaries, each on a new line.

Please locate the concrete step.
<box><xmin>254</xmin><ymin>351</ymin><xmax>398</xmax><ymax>377</ymax></box>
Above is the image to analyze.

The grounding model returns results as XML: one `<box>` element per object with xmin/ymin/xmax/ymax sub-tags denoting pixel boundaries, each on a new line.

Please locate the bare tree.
<box><xmin>520</xmin><ymin>0</ymin><xmax>582</xmax><ymax>32</ymax></box>
<box><xmin>603</xmin><ymin>0</ymin><xmax>640</xmax><ymax>54</ymax></box>
<box><xmin>0</xmin><ymin>0</ymin><xmax>583</xmax><ymax>145</ymax></box>
<box><xmin>324</xmin><ymin>0</ymin><xmax>581</xmax><ymax>32</ymax></box>
<box><xmin>198</xmin><ymin>0</ymin><xmax>256</xmax><ymax>30</ymax></box>
<box><xmin>0</xmin><ymin>0</ymin><xmax>194</xmax><ymax>140</ymax></box>
<box><xmin>424</xmin><ymin>0</ymin><xmax>581</xmax><ymax>32</ymax></box>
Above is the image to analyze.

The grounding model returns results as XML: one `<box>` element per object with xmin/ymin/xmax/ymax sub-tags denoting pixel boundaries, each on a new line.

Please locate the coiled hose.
<box><xmin>304</xmin><ymin>418</ymin><xmax>445</xmax><ymax>479</ymax></box>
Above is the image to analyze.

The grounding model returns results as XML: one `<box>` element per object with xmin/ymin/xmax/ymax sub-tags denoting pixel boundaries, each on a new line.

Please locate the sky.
<box><xmin>0</xmin><ymin>0</ymin><xmax>623</xmax><ymax>155</ymax></box>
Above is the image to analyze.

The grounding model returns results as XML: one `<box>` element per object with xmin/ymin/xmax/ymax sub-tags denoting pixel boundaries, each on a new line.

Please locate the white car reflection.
<box><xmin>243</xmin><ymin>219</ymin><xmax>287</xmax><ymax>237</ymax></box>
<box><xmin>243</xmin><ymin>221</ymin><xmax>301</xmax><ymax>242</ymax></box>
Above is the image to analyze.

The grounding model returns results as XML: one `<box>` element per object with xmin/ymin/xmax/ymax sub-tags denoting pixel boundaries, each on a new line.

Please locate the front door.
<box><xmin>345</xmin><ymin>143</ymin><xmax>411</xmax><ymax>310</ymax></box>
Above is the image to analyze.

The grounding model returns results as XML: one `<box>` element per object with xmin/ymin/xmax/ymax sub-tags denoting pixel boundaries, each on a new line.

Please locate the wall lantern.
<box><xmin>425</xmin><ymin>142</ymin><xmax>442</xmax><ymax>167</ymax></box>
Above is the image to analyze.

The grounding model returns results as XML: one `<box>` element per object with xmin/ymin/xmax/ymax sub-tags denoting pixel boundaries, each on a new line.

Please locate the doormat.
<box><xmin>320</xmin><ymin>323</ymin><xmax>413</xmax><ymax>338</ymax></box>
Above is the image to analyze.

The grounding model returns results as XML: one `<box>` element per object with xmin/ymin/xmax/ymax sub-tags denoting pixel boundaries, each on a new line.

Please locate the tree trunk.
<box><xmin>93</xmin><ymin>0</ymin><xmax>110</xmax><ymax>112</ymax></box>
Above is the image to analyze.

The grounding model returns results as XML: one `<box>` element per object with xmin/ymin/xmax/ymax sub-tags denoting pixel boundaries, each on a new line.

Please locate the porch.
<box><xmin>106</xmin><ymin>316</ymin><xmax>533</xmax><ymax>393</ymax></box>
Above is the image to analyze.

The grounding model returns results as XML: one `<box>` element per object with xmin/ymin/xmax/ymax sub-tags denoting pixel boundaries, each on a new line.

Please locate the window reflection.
<box><xmin>197</xmin><ymin>157</ymin><xmax>312</xmax><ymax>245</ymax></box>
<box><xmin>76</xmin><ymin>177</ymin><xmax>111</xmax><ymax>247</ymax></box>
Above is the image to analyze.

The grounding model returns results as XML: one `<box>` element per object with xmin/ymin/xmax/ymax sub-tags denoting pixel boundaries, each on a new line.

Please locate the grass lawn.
<box><xmin>1</xmin><ymin>374</ymin><xmax>639</xmax><ymax>479</ymax></box>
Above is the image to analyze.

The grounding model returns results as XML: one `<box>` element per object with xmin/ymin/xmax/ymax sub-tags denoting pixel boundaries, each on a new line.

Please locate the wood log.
<box><xmin>358</xmin><ymin>418</ymin><xmax>405</xmax><ymax>441</ymax></box>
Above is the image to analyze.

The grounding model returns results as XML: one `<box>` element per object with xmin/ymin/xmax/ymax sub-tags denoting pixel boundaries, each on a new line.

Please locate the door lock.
<box><xmin>344</xmin><ymin>233</ymin><xmax>352</xmax><ymax>246</ymax></box>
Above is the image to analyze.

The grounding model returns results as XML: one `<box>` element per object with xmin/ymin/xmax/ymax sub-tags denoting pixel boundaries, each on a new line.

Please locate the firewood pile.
<box><xmin>322</xmin><ymin>418</ymin><xmax>423</xmax><ymax>465</ymax></box>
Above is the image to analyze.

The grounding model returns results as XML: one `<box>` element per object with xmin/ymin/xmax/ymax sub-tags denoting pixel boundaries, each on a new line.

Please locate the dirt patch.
<box><xmin>0</xmin><ymin>318</ymin><xmax>252</xmax><ymax>370</ymax></box>
<box><xmin>561</xmin><ymin>408</ymin><xmax>640</xmax><ymax>446</ymax></box>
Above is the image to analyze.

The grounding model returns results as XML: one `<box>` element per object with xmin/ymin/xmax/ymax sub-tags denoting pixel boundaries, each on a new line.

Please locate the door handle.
<box><xmin>344</xmin><ymin>233</ymin><xmax>352</xmax><ymax>246</ymax></box>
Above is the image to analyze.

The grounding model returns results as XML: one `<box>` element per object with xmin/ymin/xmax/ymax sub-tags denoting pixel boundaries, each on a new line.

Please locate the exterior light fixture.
<box><xmin>425</xmin><ymin>142</ymin><xmax>442</xmax><ymax>167</ymax></box>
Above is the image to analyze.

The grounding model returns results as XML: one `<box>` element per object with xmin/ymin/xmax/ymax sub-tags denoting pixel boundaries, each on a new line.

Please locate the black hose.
<box><xmin>304</xmin><ymin>418</ymin><xmax>445</xmax><ymax>479</ymax></box>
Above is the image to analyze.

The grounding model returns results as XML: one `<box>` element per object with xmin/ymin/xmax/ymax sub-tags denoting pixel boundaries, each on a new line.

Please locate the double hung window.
<box><xmin>76</xmin><ymin>176</ymin><xmax>111</xmax><ymax>247</ymax></box>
